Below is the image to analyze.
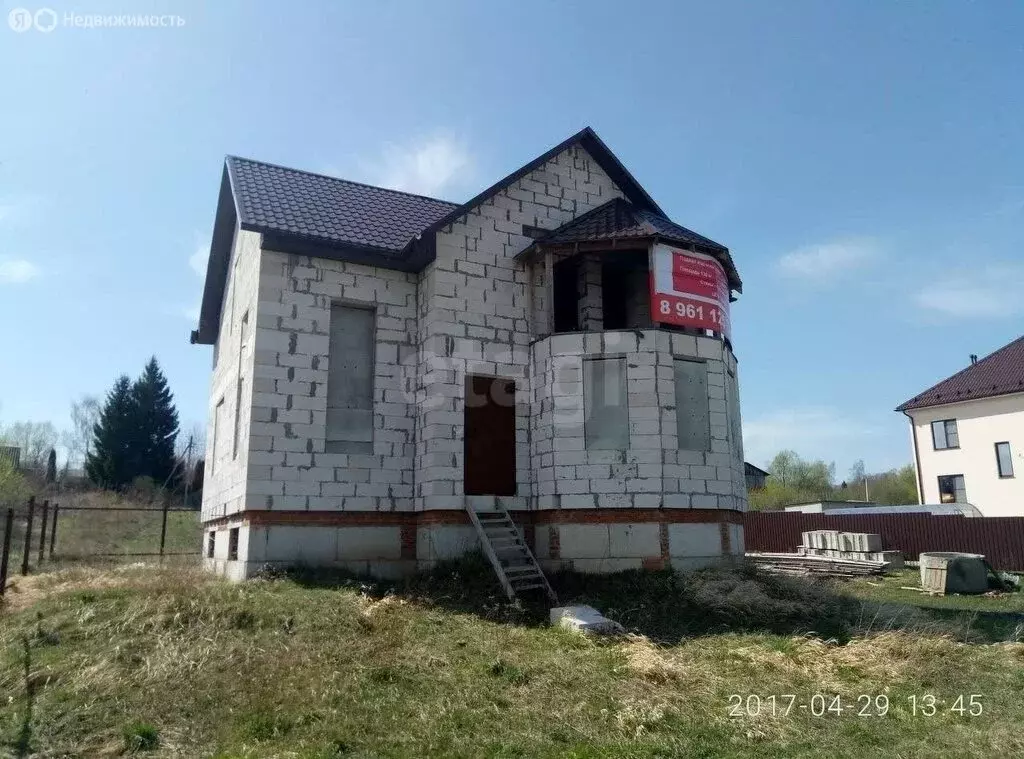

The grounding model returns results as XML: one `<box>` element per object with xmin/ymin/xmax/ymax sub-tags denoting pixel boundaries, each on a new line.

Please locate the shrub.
<box><xmin>122</xmin><ymin>720</ymin><xmax>159</xmax><ymax>752</ymax></box>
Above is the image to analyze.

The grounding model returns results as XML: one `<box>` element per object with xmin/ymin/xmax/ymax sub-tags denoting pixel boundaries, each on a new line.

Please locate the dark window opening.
<box><xmin>602</xmin><ymin>252</ymin><xmax>650</xmax><ymax>330</ymax></box>
<box><xmin>553</xmin><ymin>257</ymin><xmax>579</xmax><ymax>332</ymax></box>
<box><xmin>937</xmin><ymin>474</ymin><xmax>966</xmax><ymax>504</ymax></box>
<box><xmin>206</xmin><ymin>531</ymin><xmax>216</xmax><ymax>558</ymax></box>
<box><xmin>996</xmin><ymin>442</ymin><xmax>1014</xmax><ymax>478</ymax></box>
<box><xmin>228</xmin><ymin>527</ymin><xmax>239</xmax><ymax>561</ymax></box>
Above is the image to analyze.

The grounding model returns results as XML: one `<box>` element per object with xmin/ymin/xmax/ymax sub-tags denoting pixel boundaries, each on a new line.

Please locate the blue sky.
<box><xmin>1</xmin><ymin>0</ymin><xmax>1022</xmax><ymax>476</ymax></box>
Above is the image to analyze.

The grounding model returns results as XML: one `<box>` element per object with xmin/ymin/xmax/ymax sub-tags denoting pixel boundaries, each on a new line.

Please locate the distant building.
<box><xmin>744</xmin><ymin>462</ymin><xmax>770</xmax><ymax>491</ymax></box>
<box><xmin>896</xmin><ymin>334</ymin><xmax>1024</xmax><ymax>517</ymax></box>
<box><xmin>0</xmin><ymin>446</ymin><xmax>20</xmax><ymax>470</ymax></box>
<box><xmin>783</xmin><ymin>500</ymin><xmax>981</xmax><ymax>517</ymax></box>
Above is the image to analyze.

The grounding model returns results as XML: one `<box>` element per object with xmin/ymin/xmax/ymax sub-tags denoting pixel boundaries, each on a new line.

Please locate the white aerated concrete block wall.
<box><xmin>245</xmin><ymin>251</ymin><xmax>418</xmax><ymax>513</ymax></box>
<box><xmin>413</xmin><ymin>144</ymin><xmax>626</xmax><ymax>511</ymax></box>
<box><xmin>202</xmin><ymin>229</ymin><xmax>263</xmax><ymax>523</ymax></box>
<box><xmin>529</xmin><ymin>329</ymin><xmax>747</xmax><ymax>511</ymax></box>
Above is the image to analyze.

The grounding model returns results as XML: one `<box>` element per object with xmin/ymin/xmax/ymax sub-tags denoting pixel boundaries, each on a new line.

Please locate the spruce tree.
<box><xmin>131</xmin><ymin>357</ymin><xmax>179</xmax><ymax>485</ymax></box>
<box><xmin>86</xmin><ymin>375</ymin><xmax>137</xmax><ymax>488</ymax></box>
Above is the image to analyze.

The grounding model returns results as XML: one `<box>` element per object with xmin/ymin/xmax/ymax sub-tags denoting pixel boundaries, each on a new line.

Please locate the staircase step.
<box><xmin>510</xmin><ymin>582</ymin><xmax>548</xmax><ymax>591</ymax></box>
<box><xmin>503</xmin><ymin>566</ymin><xmax>540</xmax><ymax>575</ymax></box>
<box><xmin>467</xmin><ymin>503</ymin><xmax>556</xmax><ymax>604</ymax></box>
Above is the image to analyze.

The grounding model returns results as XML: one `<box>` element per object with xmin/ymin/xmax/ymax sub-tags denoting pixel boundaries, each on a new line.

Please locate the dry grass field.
<box><xmin>2</xmin><ymin>558</ymin><xmax>1023</xmax><ymax>758</ymax></box>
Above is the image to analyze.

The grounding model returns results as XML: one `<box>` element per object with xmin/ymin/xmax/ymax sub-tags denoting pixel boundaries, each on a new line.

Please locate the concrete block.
<box><xmin>608</xmin><ymin>524</ymin><xmax>660</xmax><ymax>557</ymax></box>
<box><xmin>550</xmin><ymin>605</ymin><xmax>625</xmax><ymax>635</ymax></box>
<box><xmin>557</xmin><ymin>524</ymin><xmax>609</xmax><ymax>559</ymax></box>
<box><xmin>417</xmin><ymin>525</ymin><xmax>479</xmax><ymax>561</ymax></box>
<box><xmin>667</xmin><ymin>523</ymin><xmax>722</xmax><ymax>558</ymax></box>
<box><xmin>337</xmin><ymin>526</ymin><xmax>402</xmax><ymax>560</ymax></box>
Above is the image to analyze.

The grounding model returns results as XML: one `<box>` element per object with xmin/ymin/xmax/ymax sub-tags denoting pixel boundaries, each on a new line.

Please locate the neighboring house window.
<box><xmin>996</xmin><ymin>442</ymin><xmax>1014</xmax><ymax>478</ymax></box>
<box><xmin>937</xmin><ymin>474</ymin><xmax>967</xmax><ymax>503</ymax></box>
<box><xmin>931</xmin><ymin>419</ymin><xmax>959</xmax><ymax>450</ymax></box>
<box><xmin>233</xmin><ymin>311</ymin><xmax>249</xmax><ymax>459</ymax></box>
<box><xmin>326</xmin><ymin>304</ymin><xmax>375</xmax><ymax>454</ymax></box>
<box><xmin>212</xmin><ymin>397</ymin><xmax>226</xmax><ymax>474</ymax></box>
<box><xmin>675</xmin><ymin>359</ymin><xmax>710</xmax><ymax>452</ymax></box>
<box><xmin>584</xmin><ymin>357</ymin><xmax>628</xmax><ymax>449</ymax></box>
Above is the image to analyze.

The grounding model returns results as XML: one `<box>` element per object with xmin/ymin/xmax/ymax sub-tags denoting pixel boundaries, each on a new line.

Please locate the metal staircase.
<box><xmin>467</xmin><ymin>505</ymin><xmax>557</xmax><ymax>603</ymax></box>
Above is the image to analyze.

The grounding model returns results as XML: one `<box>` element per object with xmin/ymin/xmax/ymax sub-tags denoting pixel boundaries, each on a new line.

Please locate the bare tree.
<box><xmin>64</xmin><ymin>395</ymin><xmax>101</xmax><ymax>468</ymax></box>
<box><xmin>0</xmin><ymin>421</ymin><xmax>59</xmax><ymax>470</ymax></box>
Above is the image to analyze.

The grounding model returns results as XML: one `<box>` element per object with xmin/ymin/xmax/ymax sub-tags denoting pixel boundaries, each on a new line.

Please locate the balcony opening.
<box><xmin>549</xmin><ymin>251</ymin><xmax>652</xmax><ymax>334</ymax></box>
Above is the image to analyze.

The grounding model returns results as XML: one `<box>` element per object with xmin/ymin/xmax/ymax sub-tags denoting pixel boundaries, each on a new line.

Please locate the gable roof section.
<box><xmin>406</xmin><ymin>127</ymin><xmax>664</xmax><ymax>249</ymax></box>
<box><xmin>523</xmin><ymin>197</ymin><xmax>742</xmax><ymax>292</ymax></box>
<box><xmin>228</xmin><ymin>156</ymin><xmax>458</xmax><ymax>253</ymax></box>
<box><xmin>191</xmin><ymin>127</ymin><xmax>723</xmax><ymax>344</ymax></box>
<box><xmin>896</xmin><ymin>334</ymin><xmax>1024</xmax><ymax>412</ymax></box>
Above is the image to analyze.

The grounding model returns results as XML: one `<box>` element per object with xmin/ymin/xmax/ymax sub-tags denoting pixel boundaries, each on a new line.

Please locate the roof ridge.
<box><xmin>896</xmin><ymin>332</ymin><xmax>1024</xmax><ymax>411</ymax></box>
<box><xmin>225</xmin><ymin>155</ymin><xmax>460</xmax><ymax>207</ymax></box>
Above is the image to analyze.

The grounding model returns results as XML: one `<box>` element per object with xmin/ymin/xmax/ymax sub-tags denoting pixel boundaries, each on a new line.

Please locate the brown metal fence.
<box><xmin>1</xmin><ymin>496</ymin><xmax>201</xmax><ymax>595</ymax></box>
<box><xmin>744</xmin><ymin>512</ymin><xmax>1024</xmax><ymax>571</ymax></box>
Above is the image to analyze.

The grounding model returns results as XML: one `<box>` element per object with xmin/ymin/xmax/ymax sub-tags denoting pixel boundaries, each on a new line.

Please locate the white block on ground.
<box><xmin>550</xmin><ymin>605</ymin><xmax>625</xmax><ymax>635</ymax></box>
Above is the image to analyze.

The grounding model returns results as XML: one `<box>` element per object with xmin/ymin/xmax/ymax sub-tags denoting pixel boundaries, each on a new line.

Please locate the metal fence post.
<box><xmin>49</xmin><ymin>503</ymin><xmax>59</xmax><ymax>560</ymax></box>
<box><xmin>21</xmin><ymin>496</ymin><xmax>35</xmax><ymax>576</ymax></box>
<box><xmin>159</xmin><ymin>496</ymin><xmax>170</xmax><ymax>562</ymax></box>
<box><xmin>38</xmin><ymin>499</ymin><xmax>49</xmax><ymax>564</ymax></box>
<box><xmin>0</xmin><ymin>508</ymin><xmax>13</xmax><ymax>595</ymax></box>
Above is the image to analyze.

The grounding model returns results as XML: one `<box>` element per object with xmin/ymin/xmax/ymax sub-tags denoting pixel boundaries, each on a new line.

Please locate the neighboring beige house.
<box><xmin>897</xmin><ymin>335</ymin><xmax>1024</xmax><ymax>517</ymax></box>
<box><xmin>190</xmin><ymin>127</ymin><xmax>748</xmax><ymax>587</ymax></box>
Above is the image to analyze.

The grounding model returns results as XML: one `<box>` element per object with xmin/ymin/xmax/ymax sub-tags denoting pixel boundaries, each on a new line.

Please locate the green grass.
<box><xmin>2</xmin><ymin>560</ymin><xmax>1024</xmax><ymax>758</ymax></box>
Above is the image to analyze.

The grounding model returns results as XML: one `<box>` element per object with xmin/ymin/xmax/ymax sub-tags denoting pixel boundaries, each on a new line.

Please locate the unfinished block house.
<box><xmin>191</xmin><ymin>127</ymin><xmax>747</xmax><ymax>591</ymax></box>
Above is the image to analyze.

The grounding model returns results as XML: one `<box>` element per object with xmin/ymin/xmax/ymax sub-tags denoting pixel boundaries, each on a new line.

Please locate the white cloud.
<box><xmin>189</xmin><ymin>241</ymin><xmax>207</xmax><ymax>277</ymax></box>
<box><xmin>742</xmin><ymin>407</ymin><xmax>884</xmax><ymax>471</ymax></box>
<box><xmin>0</xmin><ymin>258</ymin><xmax>40</xmax><ymax>284</ymax></box>
<box><xmin>363</xmin><ymin>134</ymin><xmax>473</xmax><ymax>198</ymax></box>
<box><xmin>776</xmin><ymin>239</ymin><xmax>877</xmax><ymax>283</ymax></box>
<box><xmin>914</xmin><ymin>264</ymin><xmax>1024</xmax><ymax>319</ymax></box>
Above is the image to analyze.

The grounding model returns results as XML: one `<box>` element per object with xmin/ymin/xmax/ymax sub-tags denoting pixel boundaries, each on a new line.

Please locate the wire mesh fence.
<box><xmin>1</xmin><ymin>495</ymin><xmax>202</xmax><ymax>593</ymax></box>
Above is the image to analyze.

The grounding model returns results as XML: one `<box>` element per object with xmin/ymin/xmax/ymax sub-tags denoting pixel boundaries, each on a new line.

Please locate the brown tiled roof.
<box><xmin>227</xmin><ymin>157</ymin><xmax>458</xmax><ymax>253</ymax></box>
<box><xmin>530</xmin><ymin>198</ymin><xmax>742</xmax><ymax>291</ymax></box>
<box><xmin>896</xmin><ymin>334</ymin><xmax>1024</xmax><ymax>411</ymax></box>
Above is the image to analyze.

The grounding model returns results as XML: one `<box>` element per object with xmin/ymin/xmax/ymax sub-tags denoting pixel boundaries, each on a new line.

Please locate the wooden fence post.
<box><xmin>21</xmin><ymin>496</ymin><xmax>35</xmax><ymax>576</ymax></box>
<box><xmin>49</xmin><ymin>504</ymin><xmax>59</xmax><ymax>560</ymax></box>
<box><xmin>38</xmin><ymin>500</ymin><xmax>49</xmax><ymax>564</ymax></box>
<box><xmin>0</xmin><ymin>508</ymin><xmax>13</xmax><ymax>595</ymax></box>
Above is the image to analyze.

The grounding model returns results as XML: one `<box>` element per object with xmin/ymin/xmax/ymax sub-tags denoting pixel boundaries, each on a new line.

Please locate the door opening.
<box><xmin>464</xmin><ymin>375</ymin><xmax>517</xmax><ymax>496</ymax></box>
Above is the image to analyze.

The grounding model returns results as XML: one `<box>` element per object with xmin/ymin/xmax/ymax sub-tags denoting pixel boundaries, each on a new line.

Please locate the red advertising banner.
<box><xmin>651</xmin><ymin>244</ymin><xmax>731</xmax><ymax>337</ymax></box>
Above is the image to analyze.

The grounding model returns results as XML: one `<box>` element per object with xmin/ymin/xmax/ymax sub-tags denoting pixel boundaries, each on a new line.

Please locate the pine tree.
<box><xmin>86</xmin><ymin>375</ymin><xmax>137</xmax><ymax>488</ymax></box>
<box><xmin>131</xmin><ymin>357</ymin><xmax>179</xmax><ymax>485</ymax></box>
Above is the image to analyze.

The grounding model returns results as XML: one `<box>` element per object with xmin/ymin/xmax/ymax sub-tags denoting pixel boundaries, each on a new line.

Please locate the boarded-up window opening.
<box><xmin>584</xmin><ymin>357</ymin><xmax>629</xmax><ymax>450</ymax></box>
<box><xmin>233</xmin><ymin>311</ymin><xmax>249</xmax><ymax>459</ymax></box>
<box><xmin>212</xmin><ymin>397</ymin><xmax>226</xmax><ymax>474</ymax></box>
<box><xmin>675</xmin><ymin>359</ymin><xmax>710</xmax><ymax>452</ymax></box>
<box><xmin>206</xmin><ymin>531</ymin><xmax>216</xmax><ymax>558</ymax></box>
<box><xmin>227</xmin><ymin>527</ymin><xmax>239</xmax><ymax>561</ymax></box>
<box><xmin>326</xmin><ymin>305</ymin><xmax>375</xmax><ymax>454</ymax></box>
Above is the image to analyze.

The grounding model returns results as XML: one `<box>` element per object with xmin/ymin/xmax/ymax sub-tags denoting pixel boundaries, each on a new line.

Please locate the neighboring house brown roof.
<box><xmin>524</xmin><ymin>197</ymin><xmax>741</xmax><ymax>291</ymax></box>
<box><xmin>896</xmin><ymin>334</ymin><xmax>1024</xmax><ymax>412</ymax></box>
<box><xmin>192</xmin><ymin>127</ymin><xmax>736</xmax><ymax>345</ymax></box>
